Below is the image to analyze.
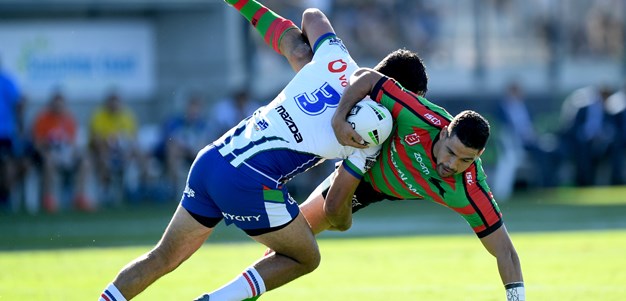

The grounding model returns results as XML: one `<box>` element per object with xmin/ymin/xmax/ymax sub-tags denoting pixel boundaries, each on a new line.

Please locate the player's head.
<box><xmin>434</xmin><ymin>110</ymin><xmax>490</xmax><ymax>178</ymax></box>
<box><xmin>373</xmin><ymin>48</ymin><xmax>428</xmax><ymax>96</ymax></box>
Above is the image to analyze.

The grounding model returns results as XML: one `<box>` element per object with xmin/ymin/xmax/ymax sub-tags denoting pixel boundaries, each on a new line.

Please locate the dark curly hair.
<box><xmin>373</xmin><ymin>48</ymin><xmax>428</xmax><ymax>95</ymax></box>
<box><xmin>449</xmin><ymin>110</ymin><xmax>490</xmax><ymax>150</ymax></box>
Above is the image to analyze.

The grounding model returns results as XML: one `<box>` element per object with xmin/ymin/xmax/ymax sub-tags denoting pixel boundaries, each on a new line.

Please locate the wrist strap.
<box><xmin>505</xmin><ymin>282</ymin><xmax>525</xmax><ymax>301</ymax></box>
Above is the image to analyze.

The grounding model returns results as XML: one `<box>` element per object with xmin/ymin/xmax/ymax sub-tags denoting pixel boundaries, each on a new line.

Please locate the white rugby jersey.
<box><xmin>215</xmin><ymin>33</ymin><xmax>379</xmax><ymax>186</ymax></box>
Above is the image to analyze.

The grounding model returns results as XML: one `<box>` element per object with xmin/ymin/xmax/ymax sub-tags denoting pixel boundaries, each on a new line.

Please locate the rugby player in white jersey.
<box><xmin>98</xmin><ymin>1</ymin><xmax>428</xmax><ymax>301</ymax></box>
<box><xmin>221</xmin><ymin>2</ymin><xmax>525</xmax><ymax>301</ymax></box>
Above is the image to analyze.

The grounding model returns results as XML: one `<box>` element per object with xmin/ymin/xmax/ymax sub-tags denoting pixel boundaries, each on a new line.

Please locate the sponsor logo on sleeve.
<box><xmin>465</xmin><ymin>171</ymin><xmax>474</xmax><ymax>185</ymax></box>
<box><xmin>424</xmin><ymin>113</ymin><xmax>442</xmax><ymax>126</ymax></box>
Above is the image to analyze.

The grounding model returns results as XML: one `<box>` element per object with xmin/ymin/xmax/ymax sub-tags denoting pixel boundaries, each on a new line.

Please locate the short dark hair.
<box><xmin>373</xmin><ymin>48</ymin><xmax>428</xmax><ymax>95</ymax></box>
<box><xmin>449</xmin><ymin>110</ymin><xmax>490</xmax><ymax>150</ymax></box>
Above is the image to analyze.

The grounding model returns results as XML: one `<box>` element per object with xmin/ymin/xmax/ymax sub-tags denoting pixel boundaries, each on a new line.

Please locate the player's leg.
<box><xmin>100</xmin><ymin>145</ymin><xmax>223</xmax><ymax>301</ymax></box>
<box><xmin>224</xmin><ymin>0</ymin><xmax>297</xmax><ymax>55</ymax></box>
<box><xmin>224</xmin><ymin>0</ymin><xmax>312</xmax><ymax>72</ymax></box>
<box><xmin>260</xmin><ymin>172</ymin><xmax>333</xmax><ymax>259</ymax></box>
<box><xmin>279</xmin><ymin>28</ymin><xmax>313</xmax><ymax>72</ymax></box>
<box><xmin>194</xmin><ymin>161</ymin><xmax>320</xmax><ymax>300</ymax></box>
<box><xmin>249</xmin><ymin>212</ymin><xmax>320</xmax><ymax>289</ymax></box>
<box><xmin>197</xmin><ymin>212</ymin><xmax>319</xmax><ymax>301</ymax></box>
<box><xmin>100</xmin><ymin>204</ymin><xmax>214</xmax><ymax>301</ymax></box>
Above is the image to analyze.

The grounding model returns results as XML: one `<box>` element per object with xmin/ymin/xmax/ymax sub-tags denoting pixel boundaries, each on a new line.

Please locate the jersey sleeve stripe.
<box><xmin>462</xmin><ymin>164</ymin><xmax>503</xmax><ymax>237</ymax></box>
<box><xmin>312</xmin><ymin>32</ymin><xmax>337</xmax><ymax>53</ymax></box>
<box><xmin>462</xmin><ymin>167</ymin><xmax>489</xmax><ymax>226</ymax></box>
<box><xmin>342</xmin><ymin>160</ymin><xmax>364</xmax><ymax>179</ymax></box>
<box><xmin>375</xmin><ymin>78</ymin><xmax>450</xmax><ymax>128</ymax></box>
<box><xmin>476</xmin><ymin>180</ymin><xmax>503</xmax><ymax>225</ymax></box>
<box><xmin>369</xmin><ymin>76</ymin><xmax>388</xmax><ymax>102</ymax></box>
<box><xmin>477</xmin><ymin>220</ymin><xmax>503</xmax><ymax>238</ymax></box>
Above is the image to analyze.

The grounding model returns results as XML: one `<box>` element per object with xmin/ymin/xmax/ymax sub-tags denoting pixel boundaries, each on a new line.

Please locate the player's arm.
<box><xmin>325</xmin><ymin>143</ymin><xmax>380</xmax><ymax>230</ymax></box>
<box><xmin>323</xmin><ymin>165</ymin><xmax>361</xmax><ymax>231</ymax></box>
<box><xmin>224</xmin><ymin>0</ymin><xmax>313</xmax><ymax>72</ymax></box>
<box><xmin>480</xmin><ymin>225</ymin><xmax>526</xmax><ymax>301</ymax></box>
<box><xmin>332</xmin><ymin>68</ymin><xmax>385</xmax><ymax>148</ymax></box>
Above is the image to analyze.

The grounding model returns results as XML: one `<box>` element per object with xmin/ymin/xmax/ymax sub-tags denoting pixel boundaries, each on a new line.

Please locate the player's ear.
<box><xmin>477</xmin><ymin>148</ymin><xmax>485</xmax><ymax>157</ymax></box>
<box><xmin>440</xmin><ymin>126</ymin><xmax>448</xmax><ymax>139</ymax></box>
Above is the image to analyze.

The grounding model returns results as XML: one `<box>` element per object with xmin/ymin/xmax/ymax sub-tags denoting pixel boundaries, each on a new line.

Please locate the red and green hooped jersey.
<box><xmin>364</xmin><ymin>77</ymin><xmax>502</xmax><ymax>237</ymax></box>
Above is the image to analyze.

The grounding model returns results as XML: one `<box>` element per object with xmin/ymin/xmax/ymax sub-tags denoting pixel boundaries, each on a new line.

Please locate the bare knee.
<box><xmin>302</xmin><ymin>8</ymin><xmax>325</xmax><ymax>26</ymax></box>
<box><xmin>289</xmin><ymin>42</ymin><xmax>313</xmax><ymax>63</ymax></box>
<box><xmin>294</xmin><ymin>246</ymin><xmax>321</xmax><ymax>274</ymax></box>
<box><xmin>303</xmin><ymin>249</ymin><xmax>321</xmax><ymax>274</ymax></box>
<box><xmin>282</xmin><ymin>32</ymin><xmax>313</xmax><ymax>68</ymax></box>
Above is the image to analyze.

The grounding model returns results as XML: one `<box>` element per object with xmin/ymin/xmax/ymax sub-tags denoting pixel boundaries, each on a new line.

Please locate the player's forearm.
<box><xmin>323</xmin><ymin>167</ymin><xmax>360</xmax><ymax>231</ymax></box>
<box><xmin>497</xmin><ymin>249</ymin><xmax>523</xmax><ymax>283</ymax></box>
<box><xmin>497</xmin><ymin>250</ymin><xmax>525</xmax><ymax>301</ymax></box>
<box><xmin>331</xmin><ymin>68</ymin><xmax>383</xmax><ymax>130</ymax></box>
<box><xmin>479</xmin><ymin>225</ymin><xmax>525</xmax><ymax>300</ymax></box>
<box><xmin>323</xmin><ymin>199</ymin><xmax>352</xmax><ymax>231</ymax></box>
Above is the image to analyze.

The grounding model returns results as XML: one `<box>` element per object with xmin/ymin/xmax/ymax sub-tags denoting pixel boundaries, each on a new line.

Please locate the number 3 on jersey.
<box><xmin>294</xmin><ymin>82</ymin><xmax>341</xmax><ymax>116</ymax></box>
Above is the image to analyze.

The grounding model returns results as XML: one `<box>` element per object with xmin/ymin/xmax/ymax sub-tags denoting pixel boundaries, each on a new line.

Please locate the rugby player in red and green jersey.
<box><xmin>221</xmin><ymin>1</ymin><xmax>525</xmax><ymax>300</ymax></box>
<box><xmin>300</xmin><ymin>67</ymin><xmax>525</xmax><ymax>301</ymax></box>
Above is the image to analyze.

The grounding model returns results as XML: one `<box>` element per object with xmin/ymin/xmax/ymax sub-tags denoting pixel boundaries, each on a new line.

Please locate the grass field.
<box><xmin>1</xmin><ymin>186</ymin><xmax>626</xmax><ymax>300</ymax></box>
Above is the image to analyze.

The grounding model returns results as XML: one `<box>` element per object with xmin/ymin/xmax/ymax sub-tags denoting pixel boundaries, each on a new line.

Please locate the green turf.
<box><xmin>1</xmin><ymin>231</ymin><xmax>625</xmax><ymax>300</ymax></box>
<box><xmin>1</xmin><ymin>186</ymin><xmax>625</xmax><ymax>300</ymax></box>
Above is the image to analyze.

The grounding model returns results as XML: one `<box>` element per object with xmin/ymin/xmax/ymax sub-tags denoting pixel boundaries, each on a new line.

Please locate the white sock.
<box><xmin>208</xmin><ymin>267</ymin><xmax>266</xmax><ymax>300</ymax></box>
<box><xmin>99</xmin><ymin>283</ymin><xmax>127</xmax><ymax>301</ymax></box>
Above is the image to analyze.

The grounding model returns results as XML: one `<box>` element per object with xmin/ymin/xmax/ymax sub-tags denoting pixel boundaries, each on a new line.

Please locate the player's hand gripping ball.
<box><xmin>346</xmin><ymin>99</ymin><xmax>393</xmax><ymax>147</ymax></box>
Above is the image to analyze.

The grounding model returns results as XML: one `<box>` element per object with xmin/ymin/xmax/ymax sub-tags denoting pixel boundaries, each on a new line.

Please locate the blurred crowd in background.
<box><xmin>1</xmin><ymin>0</ymin><xmax>626</xmax><ymax>214</ymax></box>
<box><xmin>0</xmin><ymin>76</ymin><xmax>262</xmax><ymax>213</ymax></box>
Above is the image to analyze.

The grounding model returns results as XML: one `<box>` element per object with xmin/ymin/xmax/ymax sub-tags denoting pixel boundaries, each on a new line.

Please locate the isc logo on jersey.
<box><xmin>347</xmin><ymin>99</ymin><xmax>393</xmax><ymax>146</ymax></box>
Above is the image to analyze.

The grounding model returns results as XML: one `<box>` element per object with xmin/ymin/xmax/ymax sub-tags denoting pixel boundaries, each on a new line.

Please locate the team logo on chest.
<box><xmin>405</xmin><ymin>133</ymin><xmax>421</xmax><ymax>146</ymax></box>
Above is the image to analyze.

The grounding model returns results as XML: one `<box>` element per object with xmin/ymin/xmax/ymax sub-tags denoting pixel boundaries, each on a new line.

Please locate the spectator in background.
<box><xmin>605</xmin><ymin>85</ymin><xmax>626</xmax><ymax>185</ymax></box>
<box><xmin>492</xmin><ymin>82</ymin><xmax>556</xmax><ymax>199</ymax></box>
<box><xmin>561</xmin><ymin>85</ymin><xmax>617</xmax><ymax>186</ymax></box>
<box><xmin>156</xmin><ymin>93</ymin><xmax>212</xmax><ymax>197</ymax></box>
<box><xmin>211</xmin><ymin>89</ymin><xmax>257</xmax><ymax>138</ymax></box>
<box><xmin>0</xmin><ymin>57</ymin><xmax>24</xmax><ymax>211</ymax></box>
<box><xmin>89</xmin><ymin>92</ymin><xmax>146</xmax><ymax>206</ymax></box>
<box><xmin>32</xmin><ymin>91</ymin><xmax>92</xmax><ymax>212</ymax></box>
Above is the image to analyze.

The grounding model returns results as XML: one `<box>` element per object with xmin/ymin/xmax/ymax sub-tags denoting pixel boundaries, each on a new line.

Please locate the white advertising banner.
<box><xmin>0</xmin><ymin>20</ymin><xmax>155</xmax><ymax>102</ymax></box>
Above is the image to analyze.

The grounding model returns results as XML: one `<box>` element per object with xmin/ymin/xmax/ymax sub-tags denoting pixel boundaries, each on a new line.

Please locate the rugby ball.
<box><xmin>346</xmin><ymin>99</ymin><xmax>393</xmax><ymax>147</ymax></box>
